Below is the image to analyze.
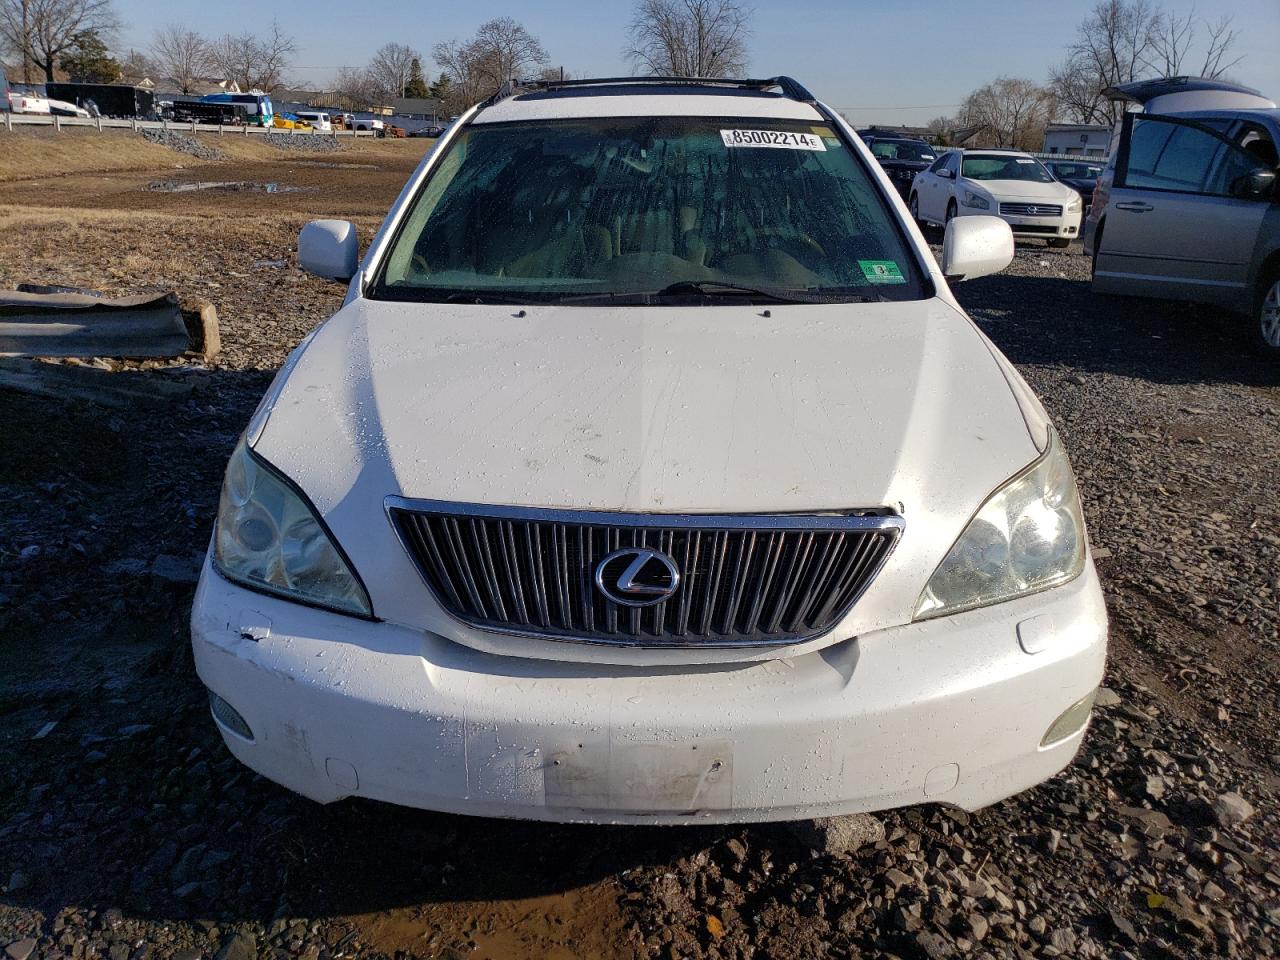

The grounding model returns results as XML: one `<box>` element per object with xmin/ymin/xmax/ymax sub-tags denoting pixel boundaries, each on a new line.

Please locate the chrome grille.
<box><xmin>999</xmin><ymin>202</ymin><xmax>1063</xmax><ymax>217</ymax></box>
<box><xmin>388</xmin><ymin>500</ymin><xmax>903</xmax><ymax>647</ymax></box>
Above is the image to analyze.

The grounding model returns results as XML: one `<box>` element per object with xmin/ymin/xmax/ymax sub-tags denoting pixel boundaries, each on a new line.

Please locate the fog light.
<box><xmin>209</xmin><ymin>691</ymin><xmax>255</xmax><ymax>741</ymax></box>
<box><xmin>1041</xmin><ymin>689</ymin><xmax>1096</xmax><ymax>746</ymax></box>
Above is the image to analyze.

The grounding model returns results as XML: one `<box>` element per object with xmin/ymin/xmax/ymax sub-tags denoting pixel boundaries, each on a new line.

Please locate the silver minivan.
<box><xmin>1085</xmin><ymin>78</ymin><xmax>1280</xmax><ymax>355</ymax></box>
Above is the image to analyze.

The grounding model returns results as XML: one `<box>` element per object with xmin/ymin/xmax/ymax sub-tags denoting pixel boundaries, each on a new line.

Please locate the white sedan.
<box><xmin>911</xmin><ymin>150</ymin><xmax>1084</xmax><ymax>248</ymax></box>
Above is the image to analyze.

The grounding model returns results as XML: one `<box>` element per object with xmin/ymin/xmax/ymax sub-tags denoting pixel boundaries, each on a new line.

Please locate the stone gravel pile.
<box><xmin>257</xmin><ymin>133</ymin><xmax>343</xmax><ymax>154</ymax></box>
<box><xmin>138</xmin><ymin>130</ymin><xmax>227</xmax><ymax>161</ymax></box>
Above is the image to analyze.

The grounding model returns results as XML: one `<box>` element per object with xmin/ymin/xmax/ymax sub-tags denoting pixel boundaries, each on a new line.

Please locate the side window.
<box><xmin>946</xmin><ymin>152</ymin><xmax>961</xmax><ymax>175</ymax></box>
<box><xmin>1235</xmin><ymin>122</ymin><xmax>1278</xmax><ymax>169</ymax></box>
<box><xmin>1122</xmin><ymin>116</ymin><xmax>1260</xmax><ymax>196</ymax></box>
<box><xmin>927</xmin><ymin>154</ymin><xmax>950</xmax><ymax>174</ymax></box>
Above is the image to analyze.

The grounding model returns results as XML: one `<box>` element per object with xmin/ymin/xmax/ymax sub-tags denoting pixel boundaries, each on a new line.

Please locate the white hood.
<box><xmin>965</xmin><ymin>178</ymin><xmax>1078</xmax><ymax>204</ymax></box>
<box><xmin>252</xmin><ymin>297</ymin><xmax>1044</xmax><ymax>649</ymax></box>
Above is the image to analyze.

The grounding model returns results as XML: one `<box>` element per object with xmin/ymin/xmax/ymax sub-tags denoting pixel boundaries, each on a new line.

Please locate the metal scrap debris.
<box><xmin>0</xmin><ymin>285</ymin><xmax>219</xmax><ymax>360</ymax></box>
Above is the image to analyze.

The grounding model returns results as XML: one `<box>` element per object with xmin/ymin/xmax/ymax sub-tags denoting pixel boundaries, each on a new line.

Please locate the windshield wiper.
<box><xmin>437</xmin><ymin>291</ymin><xmax>538</xmax><ymax>305</ymax></box>
<box><xmin>651</xmin><ymin>281</ymin><xmax>875</xmax><ymax>304</ymax></box>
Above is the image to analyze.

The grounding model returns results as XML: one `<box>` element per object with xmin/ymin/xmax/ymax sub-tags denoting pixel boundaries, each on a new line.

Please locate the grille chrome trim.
<box><xmin>999</xmin><ymin>202</ymin><xmax>1063</xmax><ymax>217</ymax></box>
<box><xmin>386</xmin><ymin>498</ymin><xmax>903</xmax><ymax>648</ymax></box>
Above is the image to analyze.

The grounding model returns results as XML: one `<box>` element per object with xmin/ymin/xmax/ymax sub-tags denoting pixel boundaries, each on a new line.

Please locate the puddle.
<box><xmin>292</xmin><ymin>161</ymin><xmax>380</xmax><ymax>170</ymax></box>
<box><xmin>145</xmin><ymin>180</ymin><xmax>312</xmax><ymax>194</ymax></box>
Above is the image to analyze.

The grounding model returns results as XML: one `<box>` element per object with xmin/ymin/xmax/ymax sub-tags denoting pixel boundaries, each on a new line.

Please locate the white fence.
<box><xmin>1</xmin><ymin>112</ymin><xmax>375</xmax><ymax>137</ymax></box>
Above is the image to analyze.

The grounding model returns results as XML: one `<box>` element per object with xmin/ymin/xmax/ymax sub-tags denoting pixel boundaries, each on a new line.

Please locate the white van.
<box><xmin>295</xmin><ymin>111</ymin><xmax>332</xmax><ymax>132</ymax></box>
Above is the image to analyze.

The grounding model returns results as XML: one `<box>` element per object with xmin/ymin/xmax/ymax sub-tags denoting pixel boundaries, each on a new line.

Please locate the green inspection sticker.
<box><xmin>859</xmin><ymin>260</ymin><xmax>907</xmax><ymax>284</ymax></box>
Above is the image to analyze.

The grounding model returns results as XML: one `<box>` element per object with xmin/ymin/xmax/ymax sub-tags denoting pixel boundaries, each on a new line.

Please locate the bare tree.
<box><xmin>627</xmin><ymin>0</ymin><xmax>751</xmax><ymax>77</ymax></box>
<box><xmin>959</xmin><ymin>76</ymin><xmax>1055</xmax><ymax>150</ymax></box>
<box><xmin>469</xmin><ymin>17</ymin><xmax>547</xmax><ymax>89</ymax></box>
<box><xmin>1198</xmin><ymin>15</ymin><xmax>1242</xmax><ymax>79</ymax></box>
<box><xmin>1050</xmin><ymin>1</ymin><xmax>1246</xmax><ymax>124</ymax></box>
<box><xmin>255</xmin><ymin>20</ymin><xmax>295</xmax><ymax>92</ymax></box>
<box><xmin>208</xmin><ymin>19</ymin><xmax>294</xmax><ymax>92</ymax></box>
<box><xmin>119</xmin><ymin>47</ymin><xmax>156</xmax><ymax>82</ymax></box>
<box><xmin>0</xmin><ymin>0</ymin><xmax>118</xmax><ymax>82</ymax></box>
<box><xmin>369</xmin><ymin>41</ymin><xmax>420</xmax><ymax>100</ymax></box>
<box><xmin>1048</xmin><ymin>0</ymin><xmax>1160</xmax><ymax>125</ymax></box>
<box><xmin>431</xmin><ymin>37</ymin><xmax>484</xmax><ymax>112</ymax></box>
<box><xmin>1149</xmin><ymin>5</ymin><xmax>1195</xmax><ymax>76</ymax></box>
<box><xmin>151</xmin><ymin>23</ymin><xmax>210</xmax><ymax>94</ymax></box>
<box><xmin>432</xmin><ymin>18</ymin><xmax>547</xmax><ymax>111</ymax></box>
<box><xmin>331</xmin><ymin>64</ymin><xmax>378</xmax><ymax>110</ymax></box>
<box><xmin>925</xmin><ymin>114</ymin><xmax>958</xmax><ymax>145</ymax></box>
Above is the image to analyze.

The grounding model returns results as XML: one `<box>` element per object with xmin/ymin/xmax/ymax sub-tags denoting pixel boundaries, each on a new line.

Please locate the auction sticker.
<box><xmin>859</xmin><ymin>260</ymin><xmax>906</xmax><ymax>284</ymax></box>
<box><xmin>721</xmin><ymin>129</ymin><xmax>826</xmax><ymax>151</ymax></box>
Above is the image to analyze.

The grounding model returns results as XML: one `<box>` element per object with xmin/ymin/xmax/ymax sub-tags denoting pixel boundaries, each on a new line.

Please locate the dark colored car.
<box><xmin>863</xmin><ymin>136</ymin><xmax>939</xmax><ymax>199</ymax></box>
<box><xmin>410</xmin><ymin>124</ymin><xmax>446</xmax><ymax>138</ymax></box>
<box><xmin>1045</xmin><ymin>159</ymin><xmax>1104</xmax><ymax>210</ymax></box>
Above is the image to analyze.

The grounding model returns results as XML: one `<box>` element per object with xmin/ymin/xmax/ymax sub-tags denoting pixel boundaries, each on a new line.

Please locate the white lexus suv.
<box><xmin>192</xmin><ymin>76</ymin><xmax>1108</xmax><ymax>824</ymax></box>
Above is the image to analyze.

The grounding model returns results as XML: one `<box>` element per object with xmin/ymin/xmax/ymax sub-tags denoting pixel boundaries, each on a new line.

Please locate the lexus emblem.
<box><xmin>594</xmin><ymin>548</ymin><xmax>680</xmax><ymax>607</ymax></box>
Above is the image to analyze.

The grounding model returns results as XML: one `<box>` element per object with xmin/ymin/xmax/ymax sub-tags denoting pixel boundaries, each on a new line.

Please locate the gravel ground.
<box><xmin>1</xmin><ymin>164</ymin><xmax>1277</xmax><ymax>960</ymax></box>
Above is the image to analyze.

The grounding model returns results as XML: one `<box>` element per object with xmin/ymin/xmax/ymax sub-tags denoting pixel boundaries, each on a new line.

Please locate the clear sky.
<box><xmin>112</xmin><ymin>0</ymin><xmax>1280</xmax><ymax>125</ymax></box>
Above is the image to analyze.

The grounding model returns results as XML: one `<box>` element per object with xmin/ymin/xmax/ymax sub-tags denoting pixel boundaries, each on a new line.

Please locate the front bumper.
<box><xmin>191</xmin><ymin>559</ymin><xmax>1107</xmax><ymax>824</ymax></box>
<box><xmin>995</xmin><ymin>211</ymin><xmax>1081</xmax><ymax>239</ymax></box>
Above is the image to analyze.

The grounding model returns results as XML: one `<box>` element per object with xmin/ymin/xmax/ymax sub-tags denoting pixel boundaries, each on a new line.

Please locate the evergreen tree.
<box><xmin>404</xmin><ymin>57</ymin><xmax>430</xmax><ymax>99</ymax></box>
<box><xmin>60</xmin><ymin>31</ymin><xmax>123</xmax><ymax>84</ymax></box>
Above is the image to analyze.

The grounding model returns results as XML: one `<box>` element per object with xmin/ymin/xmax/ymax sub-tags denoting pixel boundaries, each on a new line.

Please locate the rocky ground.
<box><xmin>1</xmin><ymin>141</ymin><xmax>1277</xmax><ymax>960</ymax></box>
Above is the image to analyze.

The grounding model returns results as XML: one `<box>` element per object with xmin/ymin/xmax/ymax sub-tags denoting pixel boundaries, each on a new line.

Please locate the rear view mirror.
<box><xmin>299</xmin><ymin>220</ymin><xmax>358</xmax><ymax>281</ymax></box>
<box><xmin>1230</xmin><ymin>168</ymin><xmax>1276</xmax><ymax>200</ymax></box>
<box><xmin>941</xmin><ymin>216</ymin><xmax>1015</xmax><ymax>282</ymax></box>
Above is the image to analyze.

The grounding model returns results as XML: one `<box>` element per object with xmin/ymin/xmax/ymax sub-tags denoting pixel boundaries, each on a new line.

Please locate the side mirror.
<box><xmin>1230</xmin><ymin>168</ymin><xmax>1276</xmax><ymax>200</ymax></box>
<box><xmin>941</xmin><ymin>215</ymin><xmax>1015</xmax><ymax>282</ymax></box>
<box><xmin>940</xmin><ymin>169</ymin><xmax>955</xmax><ymax>180</ymax></box>
<box><xmin>299</xmin><ymin>219</ymin><xmax>358</xmax><ymax>281</ymax></box>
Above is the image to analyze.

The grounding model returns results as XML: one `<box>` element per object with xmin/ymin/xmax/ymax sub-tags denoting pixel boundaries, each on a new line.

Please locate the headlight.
<box><xmin>1067</xmin><ymin>195</ymin><xmax>1083</xmax><ymax>212</ymax></box>
<box><xmin>213</xmin><ymin>436</ymin><xmax>372</xmax><ymax>617</ymax></box>
<box><xmin>960</xmin><ymin>190</ymin><xmax>990</xmax><ymax>209</ymax></box>
<box><xmin>914</xmin><ymin>433</ymin><xmax>1085</xmax><ymax>620</ymax></box>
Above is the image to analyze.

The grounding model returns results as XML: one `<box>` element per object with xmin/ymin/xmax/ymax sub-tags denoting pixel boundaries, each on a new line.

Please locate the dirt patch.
<box><xmin>0</xmin><ymin>127</ymin><xmax>429</xmax><ymax>183</ymax></box>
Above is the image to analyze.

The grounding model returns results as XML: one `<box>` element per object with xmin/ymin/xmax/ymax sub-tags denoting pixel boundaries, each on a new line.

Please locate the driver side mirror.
<box><xmin>939</xmin><ymin>168</ymin><xmax>955</xmax><ymax>180</ymax></box>
<box><xmin>1230</xmin><ymin>168</ymin><xmax>1276</xmax><ymax>200</ymax></box>
<box><xmin>941</xmin><ymin>215</ymin><xmax>1014</xmax><ymax>282</ymax></box>
<box><xmin>299</xmin><ymin>219</ymin><xmax>358</xmax><ymax>282</ymax></box>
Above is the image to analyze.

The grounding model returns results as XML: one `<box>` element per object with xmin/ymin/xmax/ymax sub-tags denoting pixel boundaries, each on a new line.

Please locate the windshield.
<box><xmin>870</xmin><ymin>140</ymin><xmax>936</xmax><ymax>162</ymax></box>
<box><xmin>372</xmin><ymin>116</ymin><xmax>927</xmax><ymax>304</ymax></box>
<box><xmin>961</xmin><ymin>155</ymin><xmax>1055</xmax><ymax>182</ymax></box>
<box><xmin>1048</xmin><ymin>161</ymin><xmax>1102</xmax><ymax>180</ymax></box>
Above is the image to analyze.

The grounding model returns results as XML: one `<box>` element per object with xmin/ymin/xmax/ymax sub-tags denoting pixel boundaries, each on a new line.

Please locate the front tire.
<box><xmin>1048</xmin><ymin>238</ymin><xmax>1070</xmax><ymax>249</ymax></box>
<box><xmin>909</xmin><ymin>193</ymin><xmax>921</xmax><ymax>225</ymax></box>
<box><xmin>945</xmin><ymin>200</ymin><xmax>957</xmax><ymax>225</ymax></box>
<box><xmin>1253</xmin><ymin>269</ymin><xmax>1280</xmax><ymax>356</ymax></box>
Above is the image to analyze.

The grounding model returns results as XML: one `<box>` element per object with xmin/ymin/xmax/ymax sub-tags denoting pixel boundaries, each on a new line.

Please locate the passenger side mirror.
<box><xmin>941</xmin><ymin>216</ymin><xmax>1015</xmax><ymax>282</ymax></box>
<box><xmin>1230</xmin><ymin>168</ymin><xmax>1276</xmax><ymax>200</ymax></box>
<box><xmin>299</xmin><ymin>220</ymin><xmax>358</xmax><ymax>281</ymax></box>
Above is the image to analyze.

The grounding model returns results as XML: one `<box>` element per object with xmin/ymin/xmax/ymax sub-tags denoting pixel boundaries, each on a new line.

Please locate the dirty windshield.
<box><xmin>961</xmin><ymin>154</ymin><xmax>1056</xmax><ymax>183</ymax></box>
<box><xmin>372</xmin><ymin>117</ymin><xmax>927</xmax><ymax>304</ymax></box>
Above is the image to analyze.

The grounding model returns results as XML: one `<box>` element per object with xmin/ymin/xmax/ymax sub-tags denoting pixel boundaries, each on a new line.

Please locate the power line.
<box><xmin>835</xmin><ymin>103</ymin><xmax>961</xmax><ymax>111</ymax></box>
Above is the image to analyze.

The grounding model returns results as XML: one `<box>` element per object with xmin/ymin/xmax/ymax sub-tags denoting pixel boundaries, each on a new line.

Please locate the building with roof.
<box><xmin>1042</xmin><ymin>123</ymin><xmax>1111</xmax><ymax>156</ymax></box>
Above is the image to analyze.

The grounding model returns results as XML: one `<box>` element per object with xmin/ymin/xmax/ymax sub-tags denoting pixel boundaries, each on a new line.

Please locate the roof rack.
<box><xmin>480</xmin><ymin>75</ymin><xmax>818</xmax><ymax>108</ymax></box>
